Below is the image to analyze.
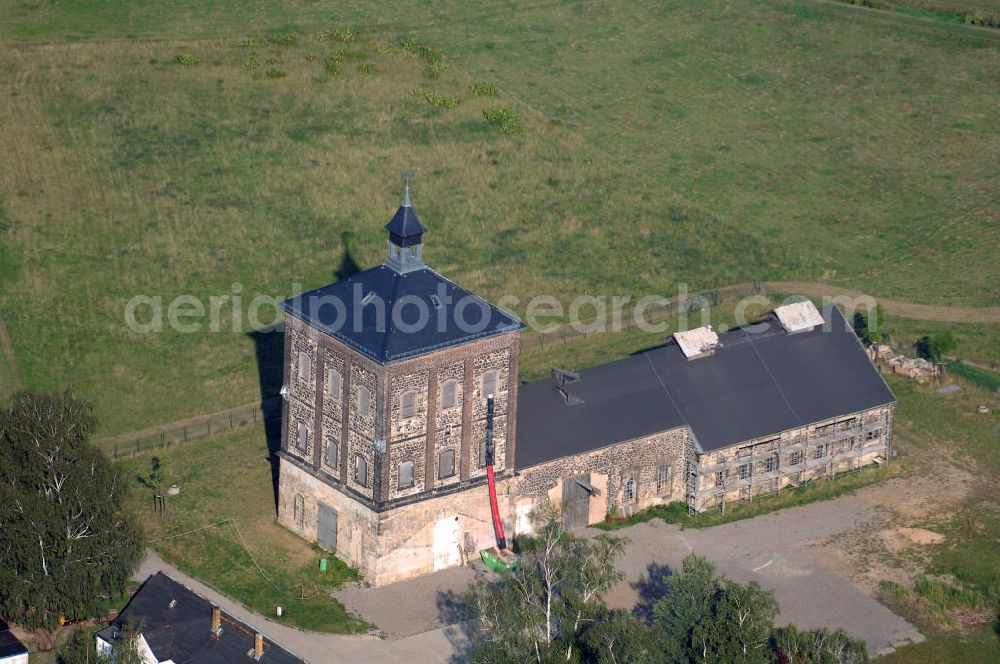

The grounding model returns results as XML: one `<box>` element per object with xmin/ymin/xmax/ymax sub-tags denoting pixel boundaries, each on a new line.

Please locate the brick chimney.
<box><xmin>210</xmin><ymin>605</ymin><xmax>222</xmax><ymax>639</ymax></box>
<box><xmin>254</xmin><ymin>633</ymin><xmax>264</xmax><ymax>660</ymax></box>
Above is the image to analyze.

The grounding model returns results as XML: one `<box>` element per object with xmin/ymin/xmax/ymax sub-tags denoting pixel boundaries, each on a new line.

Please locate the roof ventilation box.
<box><xmin>774</xmin><ymin>301</ymin><xmax>824</xmax><ymax>334</ymax></box>
<box><xmin>673</xmin><ymin>326</ymin><xmax>720</xmax><ymax>360</ymax></box>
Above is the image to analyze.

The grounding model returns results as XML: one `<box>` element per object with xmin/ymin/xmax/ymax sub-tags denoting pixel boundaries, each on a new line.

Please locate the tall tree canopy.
<box><xmin>0</xmin><ymin>390</ymin><xmax>144</xmax><ymax>629</ymax></box>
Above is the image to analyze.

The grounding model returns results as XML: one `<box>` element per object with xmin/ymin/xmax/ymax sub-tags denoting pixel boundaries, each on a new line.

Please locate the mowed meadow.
<box><xmin>0</xmin><ymin>0</ymin><xmax>997</xmax><ymax>434</ymax></box>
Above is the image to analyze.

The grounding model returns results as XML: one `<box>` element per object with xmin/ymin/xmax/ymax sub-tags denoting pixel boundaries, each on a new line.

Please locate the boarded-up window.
<box><xmin>296</xmin><ymin>422</ymin><xmax>308</xmax><ymax>452</ymax></box>
<box><xmin>354</xmin><ymin>454</ymin><xmax>368</xmax><ymax>487</ymax></box>
<box><xmin>326</xmin><ymin>435</ymin><xmax>338</xmax><ymax>468</ymax></box>
<box><xmin>439</xmin><ymin>449</ymin><xmax>456</xmax><ymax>479</ymax></box>
<box><xmin>657</xmin><ymin>464</ymin><xmax>673</xmax><ymax>494</ymax></box>
<box><xmin>327</xmin><ymin>368</ymin><xmax>342</xmax><ymax>397</ymax></box>
<box><xmin>299</xmin><ymin>351</ymin><xmax>311</xmax><ymax>383</ymax></box>
<box><xmin>398</xmin><ymin>460</ymin><xmax>414</xmax><ymax>489</ymax></box>
<box><xmin>441</xmin><ymin>380</ymin><xmax>457</xmax><ymax>409</ymax></box>
<box><xmin>400</xmin><ymin>390</ymin><xmax>417</xmax><ymax>419</ymax></box>
<box><xmin>358</xmin><ymin>386</ymin><xmax>371</xmax><ymax>417</ymax></box>
<box><xmin>482</xmin><ymin>370</ymin><xmax>498</xmax><ymax>399</ymax></box>
<box><xmin>294</xmin><ymin>494</ymin><xmax>305</xmax><ymax>529</ymax></box>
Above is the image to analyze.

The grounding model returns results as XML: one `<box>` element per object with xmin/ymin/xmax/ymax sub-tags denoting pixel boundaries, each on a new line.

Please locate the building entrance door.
<box><xmin>317</xmin><ymin>503</ymin><xmax>338</xmax><ymax>552</ymax></box>
<box><xmin>562</xmin><ymin>474</ymin><xmax>592</xmax><ymax>529</ymax></box>
<box><xmin>433</xmin><ymin>517</ymin><xmax>461</xmax><ymax>570</ymax></box>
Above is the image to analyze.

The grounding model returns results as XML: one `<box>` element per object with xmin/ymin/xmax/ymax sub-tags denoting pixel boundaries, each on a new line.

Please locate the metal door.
<box><xmin>562</xmin><ymin>474</ymin><xmax>591</xmax><ymax>528</ymax></box>
<box><xmin>433</xmin><ymin>517</ymin><xmax>461</xmax><ymax>570</ymax></box>
<box><xmin>317</xmin><ymin>503</ymin><xmax>338</xmax><ymax>552</ymax></box>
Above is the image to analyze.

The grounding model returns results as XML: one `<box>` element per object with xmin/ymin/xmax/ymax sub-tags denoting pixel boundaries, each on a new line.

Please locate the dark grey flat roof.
<box><xmin>515</xmin><ymin>305</ymin><xmax>895</xmax><ymax>468</ymax></box>
<box><xmin>95</xmin><ymin>572</ymin><xmax>304</xmax><ymax>664</ymax></box>
<box><xmin>280</xmin><ymin>264</ymin><xmax>524</xmax><ymax>364</ymax></box>
<box><xmin>0</xmin><ymin>621</ymin><xmax>28</xmax><ymax>659</ymax></box>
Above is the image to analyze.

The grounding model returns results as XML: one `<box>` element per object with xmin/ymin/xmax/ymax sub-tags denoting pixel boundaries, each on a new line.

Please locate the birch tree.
<box><xmin>0</xmin><ymin>390</ymin><xmax>144</xmax><ymax>630</ymax></box>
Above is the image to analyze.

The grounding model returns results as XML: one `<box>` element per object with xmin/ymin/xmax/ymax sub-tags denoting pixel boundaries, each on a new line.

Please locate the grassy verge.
<box><xmin>122</xmin><ymin>426</ymin><xmax>369</xmax><ymax>634</ymax></box>
<box><xmin>946</xmin><ymin>360</ymin><xmax>1000</xmax><ymax>392</ymax></box>
<box><xmin>881</xmin><ymin>623</ymin><xmax>999</xmax><ymax>663</ymax></box>
<box><xmin>593</xmin><ymin>464</ymin><xmax>896</xmax><ymax>532</ymax></box>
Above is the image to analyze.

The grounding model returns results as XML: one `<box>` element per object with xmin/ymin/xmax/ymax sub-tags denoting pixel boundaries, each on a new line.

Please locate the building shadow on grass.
<box><xmin>437</xmin><ymin>588</ymin><xmax>474</xmax><ymax>663</ymax></box>
<box><xmin>632</xmin><ymin>561</ymin><xmax>673</xmax><ymax>624</ymax></box>
<box><xmin>247</xmin><ymin>323</ymin><xmax>285</xmax><ymax>514</ymax></box>
<box><xmin>334</xmin><ymin>231</ymin><xmax>362</xmax><ymax>283</ymax></box>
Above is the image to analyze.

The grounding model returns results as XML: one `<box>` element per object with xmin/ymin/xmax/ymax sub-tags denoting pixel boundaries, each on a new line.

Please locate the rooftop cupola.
<box><xmin>385</xmin><ymin>177</ymin><xmax>427</xmax><ymax>274</ymax></box>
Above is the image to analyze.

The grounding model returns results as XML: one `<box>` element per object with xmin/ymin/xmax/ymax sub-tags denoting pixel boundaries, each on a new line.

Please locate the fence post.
<box><xmin>230</xmin><ymin>413</ymin><xmax>234</xmax><ymax>430</ymax></box>
<box><xmin>183</xmin><ymin>426</ymin><xmax>187</xmax><ymax>443</ymax></box>
<box><xmin>114</xmin><ymin>443</ymin><xmax>118</xmax><ymax>459</ymax></box>
<box><xmin>253</xmin><ymin>407</ymin><xmax>257</xmax><ymax>423</ymax></box>
<box><xmin>208</xmin><ymin>420</ymin><xmax>211</xmax><ymax>436</ymax></box>
<box><xmin>160</xmin><ymin>431</ymin><xmax>165</xmax><ymax>448</ymax></box>
<box><xmin>136</xmin><ymin>438</ymin><xmax>140</xmax><ymax>454</ymax></box>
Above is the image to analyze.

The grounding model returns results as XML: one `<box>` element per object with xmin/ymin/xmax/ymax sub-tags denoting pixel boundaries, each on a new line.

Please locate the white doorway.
<box><xmin>433</xmin><ymin>516</ymin><xmax>461</xmax><ymax>570</ymax></box>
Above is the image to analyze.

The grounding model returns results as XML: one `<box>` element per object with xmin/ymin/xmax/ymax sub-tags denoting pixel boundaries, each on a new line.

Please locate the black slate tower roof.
<box><xmin>95</xmin><ymin>572</ymin><xmax>305</xmax><ymax>664</ymax></box>
<box><xmin>280</xmin><ymin>195</ymin><xmax>524</xmax><ymax>363</ymax></box>
<box><xmin>516</xmin><ymin>305</ymin><xmax>895</xmax><ymax>468</ymax></box>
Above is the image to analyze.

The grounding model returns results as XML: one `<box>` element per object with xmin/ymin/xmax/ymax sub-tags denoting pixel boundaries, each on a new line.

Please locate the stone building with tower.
<box><xmin>276</xmin><ymin>191</ymin><xmax>896</xmax><ymax>586</ymax></box>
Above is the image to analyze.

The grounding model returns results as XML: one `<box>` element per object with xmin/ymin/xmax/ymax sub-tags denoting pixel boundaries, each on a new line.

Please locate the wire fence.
<box><xmin>98</xmin><ymin>397</ymin><xmax>281</xmax><ymax>459</ymax></box>
<box><xmin>97</xmin><ymin>281</ymin><xmax>772</xmax><ymax>459</ymax></box>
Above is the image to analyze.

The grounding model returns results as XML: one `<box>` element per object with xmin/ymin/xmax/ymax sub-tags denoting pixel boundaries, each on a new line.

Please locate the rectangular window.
<box><xmin>815</xmin><ymin>444</ymin><xmax>827</xmax><ymax>460</ymax></box>
<box><xmin>622</xmin><ymin>472</ymin><xmax>638</xmax><ymax>504</ymax></box>
<box><xmin>657</xmin><ymin>464</ymin><xmax>673</xmax><ymax>494</ymax></box>
<box><xmin>298</xmin><ymin>351</ymin><xmax>311</xmax><ymax>383</ymax></box>
<box><xmin>439</xmin><ymin>449</ymin><xmax>456</xmax><ymax>479</ymax></box>
<box><xmin>400</xmin><ymin>391</ymin><xmax>416</xmax><ymax>419</ymax></box>
<box><xmin>764</xmin><ymin>456</ymin><xmax>776</xmax><ymax>473</ymax></box>
<box><xmin>715</xmin><ymin>471</ymin><xmax>724</xmax><ymax>487</ymax></box>
<box><xmin>358</xmin><ymin>386</ymin><xmax>371</xmax><ymax>417</ymax></box>
<box><xmin>739</xmin><ymin>463</ymin><xmax>750</xmax><ymax>480</ymax></box>
<box><xmin>326</xmin><ymin>436</ymin><xmax>338</xmax><ymax>468</ymax></box>
<box><xmin>296</xmin><ymin>422</ymin><xmax>308</xmax><ymax>452</ymax></box>
<box><xmin>441</xmin><ymin>381</ymin><xmax>457</xmax><ymax>409</ymax></box>
<box><xmin>482</xmin><ymin>371</ymin><xmax>498</xmax><ymax>400</ymax></box>
<box><xmin>866</xmin><ymin>430</ymin><xmax>880</xmax><ymax>441</ymax></box>
<box><xmin>790</xmin><ymin>450</ymin><xmax>801</xmax><ymax>466</ymax></box>
<box><xmin>398</xmin><ymin>460</ymin><xmax>414</xmax><ymax>489</ymax></box>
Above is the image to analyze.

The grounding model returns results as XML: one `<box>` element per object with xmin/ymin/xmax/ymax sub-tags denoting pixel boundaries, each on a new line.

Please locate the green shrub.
<box><xmin>265</xmin><ymin>68</ymin><xmax>287</xmax><ymax>79</ymax></box>
<box><xmin>484</xmin><ymin>107</ymin><xmax>523</xmax><ymax>135</ymax></box>
<box><xmin>472</xmin><ymin>81</ymin><xmax>499</xmax><ymax>97</ymax></box>
<box><xmin>268</xmin><ymin>32</ymin><xmax>300</xmax><ymax>47</ymax></box>
<box><xmin>915</xmin><ymin>577</ymin><xmax>985</xmax><ymax>612</ymax></box>
<box><xmin>357</xmin><ymin>63</ymin><xmax>381</xmax><ymax>75</ymax></box>
<box><xmin>425</xmin><ymin>62</ymin><xmax>448</xmax><ymax>80</ymax></box>
<box><xmin>304</xmin><ymin>53</ymin><xmax>318</xmax><ymax>62</ymax></box>
<box><xmin>243</xmin><ymin>55</ymin><xmax>258</xmax><ymax>70</ymax></box>
<box><xmin>426</xmin><ymin>92</ymin><xmax>459</xmax><ymax>109</ymax></box>
<box><xmin>878</xmin><ymin>579</ymin><xmax>908</xmax><ymax>600</ymax></box>
<box><xmin>324</xmin><ymin>56</ymin><xmax>343</xmax><ymax>76</ymax></box>
<box><xmin>176</xmin><ymin>54</ymin><xmax>200</xmax><ymax>66</ymax></box>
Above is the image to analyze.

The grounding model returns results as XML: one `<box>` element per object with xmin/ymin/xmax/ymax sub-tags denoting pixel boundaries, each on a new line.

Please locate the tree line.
<box><xmin>466</xmin><ymin>504</ymin><xmax>868</xmax><ymax>664</ymax></box>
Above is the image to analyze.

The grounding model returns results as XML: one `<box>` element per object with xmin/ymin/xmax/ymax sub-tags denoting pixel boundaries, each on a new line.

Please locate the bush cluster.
<box><xmin>357</xmin><ymin>63</ymin><xmax>381</xmax><ymax>76</ymax></box>
<box><xmin>426</xmin><ymin>92</ymin><xmax>459</xmax><ymax>109</ymax></box>
<box><xmin>176</xmin><ymin>53</ymin><xmax>200</xmax><ymax>66</ymax></box>
<box><xmin>484</xmin><ymin>107</ymin><xmax>523</xmax><ymax>135</ymax></box>
<box><xmin>471</xmin><ymin>81</ymin><xmax>499</xmax><ymax>97</ymax></box>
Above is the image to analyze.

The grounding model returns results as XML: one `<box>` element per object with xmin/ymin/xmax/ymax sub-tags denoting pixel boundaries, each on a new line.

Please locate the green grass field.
<box><xmin>0</xmin><ymin>0</ymin><xmax>997</xmax><ymax>439</ymax></box>
<box><xmin>121</xmin><ymin>426</ymin><xmax>369</xmax><ymax>634</ymax></box>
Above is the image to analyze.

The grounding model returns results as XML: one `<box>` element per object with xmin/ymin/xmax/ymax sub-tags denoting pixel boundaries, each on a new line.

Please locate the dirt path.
<box><xmin>765</xmin><ymin>281</ymin><xmax>1000</xmax><ymax>323</ymax></box>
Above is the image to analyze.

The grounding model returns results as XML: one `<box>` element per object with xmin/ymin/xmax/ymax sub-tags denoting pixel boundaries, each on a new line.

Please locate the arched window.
<box><xmin>438</xmin><ymin>449</ymin><xmax>456</xmax><ymax>479</ymax></box>
<box><xmin>354</xmin><ymin>454</ymin><xmax>368</xmax><ymax>487</ymax></box>
<box><xmin>441</xmin><ymin>380</ymin><xmax>457</xmax><ymax>409</ymax></box>
<box><xmin>400</xmin><ymin>390</ymin><xmax>417</xmax><ymax>419</ymax></box>
<box><xmin>398</xmin><ymin>460</ymin><xmax>414</xmax><ymax>489</ymax></box>
<box><xmin>296</xmin><ymin>422</ymin><xmax>308</xmax><ymax>452</ymax></box>
<box><xmin>327</xmin><ymin>368</ymin><xmax>342</xmax><ymax>398</ymax></box>
<box><xmin>482</xmin><ymin>370</ymin><xmax>498</xmax><ymax>400</ymax></box>
<box><xmin>298</xmin><ymin>351</ymin><xmax>311</xmax><ymax>383</ymax></box>
<box><xmin>357</xmin><ymin>385</ymin><xmax>371</xmax><ymax>417</ymax></box>
<box><xmin>293</xmin><ymin>493</ymin><xmax>305</xmax><ymax>530</ymax></box>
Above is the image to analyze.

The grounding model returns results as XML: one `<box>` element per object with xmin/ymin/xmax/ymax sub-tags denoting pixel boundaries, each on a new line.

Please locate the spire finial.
<box><xmin>402</xmin><ymin>168</ymin><xmax>416</xmax><ymax>207</ymax></box>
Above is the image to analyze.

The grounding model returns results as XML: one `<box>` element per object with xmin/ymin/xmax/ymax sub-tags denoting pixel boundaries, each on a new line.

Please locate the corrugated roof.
<box><xmin>280</xmin><ymin>265</ymin><xmax>525</xmax><ymax>364</ymax></box>
<box><xmin>95</xmin><ymin>572</ymin><xmax>304</xmax><ymax>664</ymax></box>
<box><xmin>515</xmin><ymin>305</ymin><xmax>895</xmax><ymax>467</ymax></box>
